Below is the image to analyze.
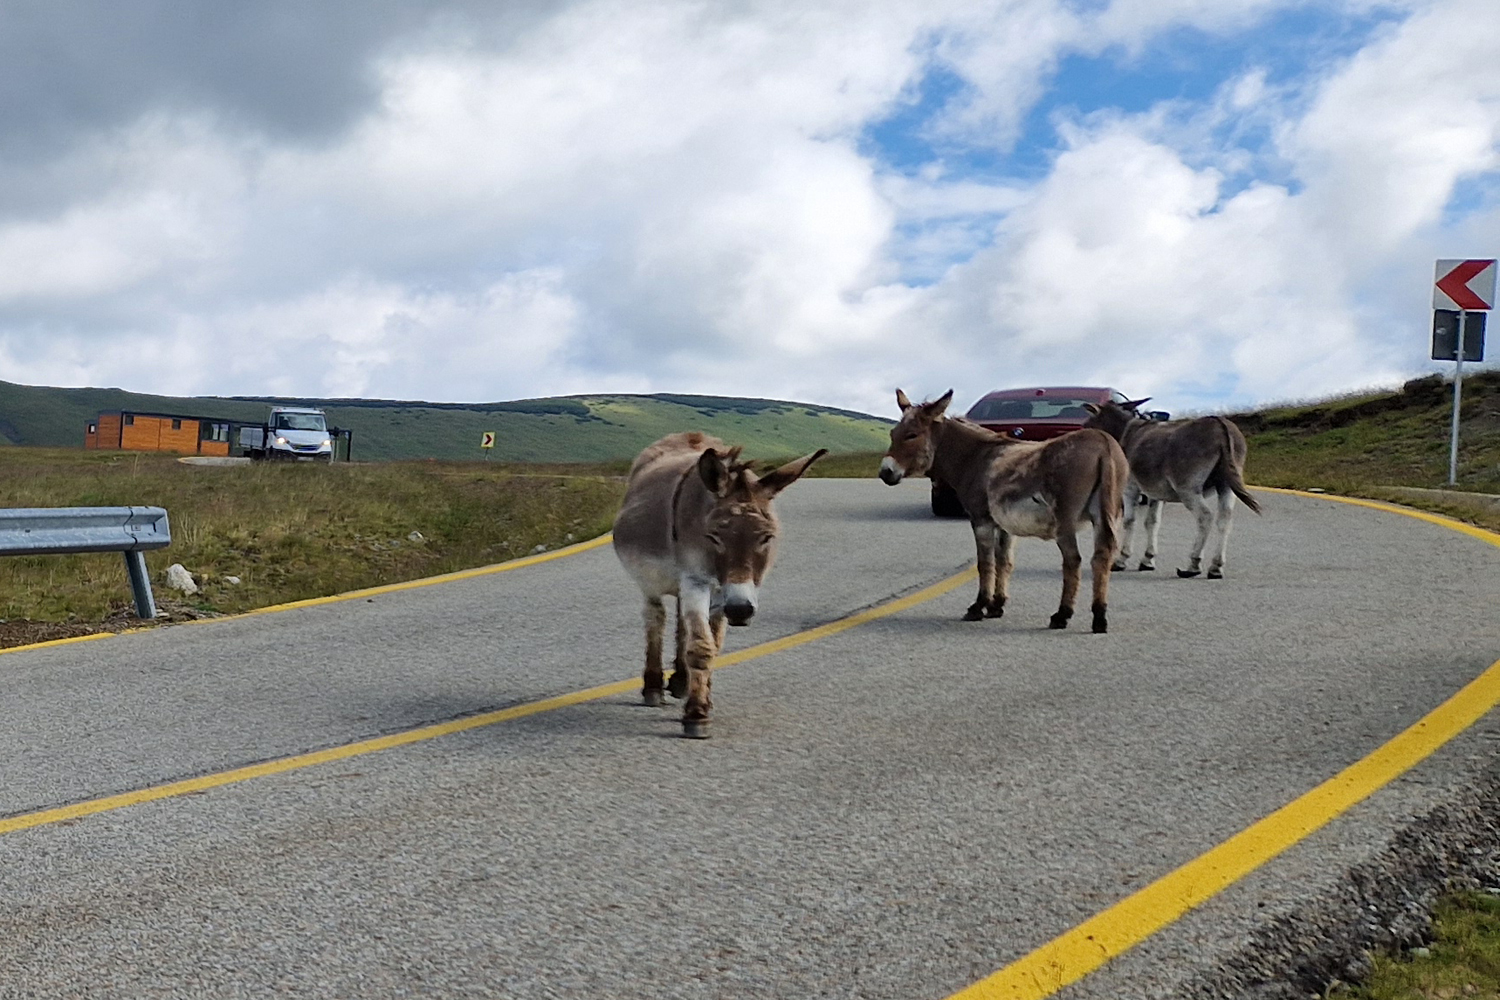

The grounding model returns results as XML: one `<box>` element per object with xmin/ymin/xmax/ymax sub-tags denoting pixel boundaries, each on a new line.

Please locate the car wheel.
<box><xmin>931</xmin><ymin>480</ymin><xmax>966</xmax><ymax>518</ymax></box>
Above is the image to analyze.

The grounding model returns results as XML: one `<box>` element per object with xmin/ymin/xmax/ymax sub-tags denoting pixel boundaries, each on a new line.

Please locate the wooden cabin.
<box><xmin>85</xmin><ymin>411</ymin><xmax>236</xmax><ymax>456</ymax></box>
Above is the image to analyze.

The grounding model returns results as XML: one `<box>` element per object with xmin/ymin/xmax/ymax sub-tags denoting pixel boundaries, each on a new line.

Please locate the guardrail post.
<box><xmin>124</xmin><ymin>550</ymin><xmax>158</xmax><ymax>619</ymax></box>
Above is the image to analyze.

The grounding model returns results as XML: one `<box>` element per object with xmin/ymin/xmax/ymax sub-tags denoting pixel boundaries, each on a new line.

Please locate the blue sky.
<box><xmin>0</xmin><ymin>0</ymin><xmax>1494</xmax><ymax>416</ymax></box>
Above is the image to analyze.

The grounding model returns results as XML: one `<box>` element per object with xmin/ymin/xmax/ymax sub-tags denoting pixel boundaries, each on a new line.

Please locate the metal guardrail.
<box><xmin>0</xmin><ymin>507</ymin><xmax>172</xmax><ymax>619</ymax></box>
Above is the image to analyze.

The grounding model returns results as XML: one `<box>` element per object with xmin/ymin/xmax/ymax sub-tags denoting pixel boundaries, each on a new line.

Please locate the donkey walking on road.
<box><xmin>614</xmin><ymin>432</ymin><xmax>826</xmax><ymax>738</ymax></box>
<box><xmin>879</xmin><ymin>390</ymin><xmax>1127</xmax><ymax>634</ymax></box>
<box><xmin>1083</xmin><ymin>400</ymin><xmax>1262</xmax><ymax>579</ymax></box>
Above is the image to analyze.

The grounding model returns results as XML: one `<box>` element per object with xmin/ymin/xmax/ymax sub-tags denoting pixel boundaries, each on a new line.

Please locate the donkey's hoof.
<box><xmin>962</xmin><ymin>604</ymin><xmax>986</xmax><ymax>621</ymax></box>
<box><xmin>1207</xmin><ymin>569</ymin><xmax>1224</xmax><ymax>580</ymax></box>
<box><xmin>1176</xmin><ymin>568</ymin><xmax>1200</xmax><ymax>578</ymax></box>
<box><xmin>1138</xmin><ymin>562</ymin><xmax>1155</xmax><ymax>571</ymax></box>
<box><xmin>1048</xmin><ymin>611</ymin><xmax>1071</xmax><ymax>630</ymax></box>
<box><xmin>1091</xmin><ymin>616</ymin><xmax>1108</xmax><ymax>634</ymax></box>
<box><xmin>681</xmin><ymin>720</ymin><xmax>710</xmax><ymax>740</ymax></box>
<box><xmin>985</xmin><ymin>603</ymin><xmax>1005</xmax><ymax>619</ymax></box>
<box><xmin>642</xmin><ymin>689</ymin><xmax>664</xmax><ymax>707</ymax></box>
<box><xmin>1112</xmin><ymin>560</ymin><xmax>1128</xmax><ymax>572</ymax></box>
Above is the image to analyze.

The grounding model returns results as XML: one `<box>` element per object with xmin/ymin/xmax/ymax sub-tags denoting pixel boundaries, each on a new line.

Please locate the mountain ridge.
<box><xmin>0</xmin><ymin>380</ymin><xmax>894</xmax><ymax>462</ymax></box>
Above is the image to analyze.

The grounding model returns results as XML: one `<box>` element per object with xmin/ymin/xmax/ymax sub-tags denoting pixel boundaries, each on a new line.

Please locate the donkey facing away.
<box><xmin>614</xmin><ymin>432</ymin><xmax>826</xmax><ymax>738</ymax></box>
<box><xmin>879</xmin><ymin>390</ymin><xmax>1128</xmax><ymax>634</ymax></box>
<box><xmin>1082</xmin><ymin>399</ymin><xmax>1262</xmax><ymax>579</ymax></box>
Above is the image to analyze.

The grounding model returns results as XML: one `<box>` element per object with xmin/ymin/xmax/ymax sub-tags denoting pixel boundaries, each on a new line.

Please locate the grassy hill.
<box><xmin>1226</xmin><ymin>369</ymin><xmax>1500</xmax><ymax>532</ymax></box>
<box><xmin>0</xmin><ymin>381</ymin><xmax>893</xmax><ymax>462</ymax></box>
<box><xmin>1229</xmin><ymin>370</ymin><xmax>1500</xmax><ymax>495</ymax></box>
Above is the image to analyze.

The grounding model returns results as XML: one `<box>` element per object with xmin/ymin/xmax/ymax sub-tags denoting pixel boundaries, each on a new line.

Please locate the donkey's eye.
<box><xmin>705</xmin><ymin>533</ymin><xmax>723</xmax><ymax>549</ymax></box>
<box><xmin>756</xmin><ymin>534</ymin><xmax>774</xmax><ymax>548</ymax></box>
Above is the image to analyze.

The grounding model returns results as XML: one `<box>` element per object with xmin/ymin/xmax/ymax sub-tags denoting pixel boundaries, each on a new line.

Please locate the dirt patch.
<box><xmin>0</xmin><ymin>599</ymin><xmax>221</xmax><ymax>650</ymax></box>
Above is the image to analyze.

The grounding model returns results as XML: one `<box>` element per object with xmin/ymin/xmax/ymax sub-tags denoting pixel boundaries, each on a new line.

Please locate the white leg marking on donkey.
<box><xmin>678</xmin><ymin>576</ymin><xmax>713</xmax><ymax>627</ymax></box>
<box><xmin>1208</xmin><ymin>489</ymin><xmax>1237</xmax><ymax>578</ymax></box>
<box><xmin>1178</xmin><ymin>492</ymin><xmax>1215</xmax><ymax>577</ymax></box>
<box><xmin>1140</xmin><ymin>499</ymin><xmax>1163</xmax><ymax>571</ymax></box>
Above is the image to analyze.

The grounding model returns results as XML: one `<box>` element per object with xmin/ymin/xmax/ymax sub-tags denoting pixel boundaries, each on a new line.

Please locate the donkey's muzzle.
<box><xmin>878</xmin><ymin>463</ymin><xmax>903</xmax><ymax>485</ymax></box>
<box><xmin>724</xmin><ymin>600</ymin><xmax>755</xmax><ymax>626</ymax></box>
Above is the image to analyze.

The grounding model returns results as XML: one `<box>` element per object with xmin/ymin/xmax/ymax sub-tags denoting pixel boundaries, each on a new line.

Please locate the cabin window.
<box><xmin>123</xmin><ymin>414</ymin><xmax>134</xmax><ymax>426</ymax></box>
<box><xmin>87</xmin><ymin>423</ymin><xmax>97</xmax><ymax>434</ymax></box>
<box><xmin>171</xmin><ymin>418</ymin><xmax>182</xmax><ymax>430</ymax></box>
<box><xmin>201</xmin><ymin>422</ymin><xmax>230</xmax><ymax>442</ymax></box>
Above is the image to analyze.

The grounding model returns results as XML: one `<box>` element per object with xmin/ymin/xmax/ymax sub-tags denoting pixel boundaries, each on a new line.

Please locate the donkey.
<box><xmin>613</xmin><ymin>432</ymin><xmax>826</xmax><ymax>738</ymax></box>
<box><xmin>1082</xmin><ymin>399</ymin><xmax>1261</xmax><ymax>579</ymax></box>
<box><xmin>879</xmin><ymin>390</ymin><xmax>1127</xmax><ymax>633</ymax></box>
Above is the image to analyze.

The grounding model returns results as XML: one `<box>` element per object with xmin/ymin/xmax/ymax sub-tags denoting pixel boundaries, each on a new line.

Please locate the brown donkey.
<box><xmin>879</xmin><ymin>390</ymin><xmax>1128</xmax><ymax>633</ymax></box>
<box><xmin>614</xmin><ymin>432</ymin><xmax>826</xmax><ymax>738</ymax></box>
<box><xmin>1083</xmin><ymin>399</ymin><xmax>1261</xmax><ymax>579</ymax></box>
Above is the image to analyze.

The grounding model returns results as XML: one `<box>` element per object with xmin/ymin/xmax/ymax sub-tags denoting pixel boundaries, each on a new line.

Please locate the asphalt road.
<box><xmin>1</xmin><ymin>479</ymin><xmax>1498</xmax><ymax>999</ymax></box>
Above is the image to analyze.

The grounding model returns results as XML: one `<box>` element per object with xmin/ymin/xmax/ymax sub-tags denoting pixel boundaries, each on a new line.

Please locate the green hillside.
<box><xmin>0</xmin><ymin>380</ymin><xmax>893</xmax><ymax>462</ymax></box>
<box><xmin>1230</xmin><ymin>370</ymin><xmax>1500</xmax><ymax>495</ymax></box>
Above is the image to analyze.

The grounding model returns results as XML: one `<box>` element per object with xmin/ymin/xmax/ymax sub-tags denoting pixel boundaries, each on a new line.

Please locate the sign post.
<box><xmin>480</xmin><ymin>431</ymin><xmax>496</xmax><ymax>461</ymax></box>
<box><xmin>1432</xmin><ymin>259</ymin><xmax>1495</xmax><ymax>484</ymax></box>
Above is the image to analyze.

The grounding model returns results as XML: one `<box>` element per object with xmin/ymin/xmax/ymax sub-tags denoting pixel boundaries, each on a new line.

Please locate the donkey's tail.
<box><xmin>1212</xmin><ymin>416</ymin><xmax>1262</xmax><ymax>514</ymax></box>
<box><xmin>1095</xmin><ymin>442</ymin><xmax>1126</xmax><ymax>556</ymax></box>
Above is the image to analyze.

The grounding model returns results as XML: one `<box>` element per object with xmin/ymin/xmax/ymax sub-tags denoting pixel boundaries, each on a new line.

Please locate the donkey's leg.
<box><xmin>1139</xmin><ymin>499</ymin><xmax>1163</xmax><ymax>571</ymax></box>
<box><xmin>642</xmin><ymin>597</ymin><xmax>667</xmax><ymax>706</ymax></box>
<box><xmin>710</xmin><ymin>608</ymin><xmax>728</xmax><ymax>652</ymax></box>
<box><xmin>992</xmin><ymin>530</ymin><xmax>1015</xmax><ymax>617</ymax></box>
<box><xmin>667</xmin><ymin>600</ymin><xmax>689</xmax><ymax>699</ymax></box>
<box><xmin>1177</xmin><ymin>491</ymin><xmax>1215</xmax><ymax>578</ymax></box>
<box><xmin>965</xmin><ymin>522</ymin><xmax>1001</xmax><ymax>620</ymax></box>
<box><xmin>678</xmin><ymin>579</ymin><xmax>717</xmax><ymax>739</ymax></box>
<box><xmin>1050</xmin><ymin>530</ymin><xmax>1083</xmax><ymax>629</ymax></box>
<box><xmin>1207</xmin><ymin>489</ymin><xmax>1237</xmax><ymax>579</ymax></box>
<box><xmin>1089</xmin><ymin>520</ymin><xmax>1113</xmax><ymax>634</ymax></box>
<box><xmin>1113</xmin><ymin>488</ymin><xmax>1139</xmax><ymax>571</ymax></box>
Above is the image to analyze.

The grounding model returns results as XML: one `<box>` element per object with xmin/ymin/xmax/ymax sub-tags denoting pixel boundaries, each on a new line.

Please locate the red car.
<box><xmin>930</xmin><ymin>386</ymin><xmax>1138</xmax><ymax>517</ymax></box>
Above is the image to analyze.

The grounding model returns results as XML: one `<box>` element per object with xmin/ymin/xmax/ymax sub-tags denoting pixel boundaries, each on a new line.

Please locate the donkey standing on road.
<box><xmin>614</xmin><ymin>432</ymin><xmax>826</xmax><ymax>738</ymax></box>
<box><xmin>879</xmin><ymin>390</ymin><xmax>1127</xmax><ymax>633</ymax></box>
<box><xmin>1083</xmin><ymin>399</ymin><xmax>1262</xmax><ymax>579</ymax></box>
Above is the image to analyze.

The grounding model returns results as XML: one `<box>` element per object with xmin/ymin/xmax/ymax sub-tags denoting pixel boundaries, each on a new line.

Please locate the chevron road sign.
<box><xmin>1433</xmin><ymin>259</ymin><xmax>1495</xmax><ymax>484</ymax></box>
<box><xmin>1433</xmin><ymin>259</ymin><xmax>1496</xmax><ymax>310</ymax></box>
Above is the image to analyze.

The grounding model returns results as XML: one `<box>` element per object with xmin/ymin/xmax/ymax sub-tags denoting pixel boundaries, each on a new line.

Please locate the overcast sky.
<box><xmin>0</xmin><ymin>0</ymin><xmax>1495</xmax><ymax>416</ymax></box>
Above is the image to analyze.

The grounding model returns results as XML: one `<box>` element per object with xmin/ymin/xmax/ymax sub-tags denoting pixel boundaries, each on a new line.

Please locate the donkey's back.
<box><xmin>615</xmin><ymin>432</ymin><xmax>728</xmax><ymax>596</ymax></box>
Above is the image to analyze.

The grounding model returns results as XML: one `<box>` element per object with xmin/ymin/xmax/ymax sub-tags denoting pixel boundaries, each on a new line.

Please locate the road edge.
<box><xmin>944</xmin><ymin>486</ymin><xmax>1500</xmax><ymax>1000</ymax></box>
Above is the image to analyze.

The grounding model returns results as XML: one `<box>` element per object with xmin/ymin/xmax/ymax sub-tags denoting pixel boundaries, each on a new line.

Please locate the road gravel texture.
<box><xmin>0</xmin><ymin>479</ymin><xmax>1497</xmax><ymax>999</ymax></box>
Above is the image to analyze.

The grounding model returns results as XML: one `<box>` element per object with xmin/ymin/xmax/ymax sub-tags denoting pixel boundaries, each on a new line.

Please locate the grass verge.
<box><xmin>0</xmin><ymin>448</ymin><xmax>626</xmax><ymax>645</ymax></box>
<box><xmin>1331</xmin><ymin>892</ymin><xmax>1500</xmax><ymax>999</ymax></box>
<box><xmin>1236</xmin><ymin>371</ymin><xmax>1500</xmax><ymax>532</ymax></box>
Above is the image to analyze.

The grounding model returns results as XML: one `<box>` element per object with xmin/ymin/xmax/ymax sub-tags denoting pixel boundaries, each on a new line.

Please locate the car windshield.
<box><xmin>967</xmin><ymin>398</ymin><xmax>1097</xmax><ymax>421</ymax></box>
<box><xmin>274</xmin><ymin>413</ymin><xmax>326</xmax><ymax>432</ymax></box>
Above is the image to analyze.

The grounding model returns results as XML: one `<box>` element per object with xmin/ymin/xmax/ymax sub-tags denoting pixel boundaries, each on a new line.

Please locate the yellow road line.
<box><xmin>0</xmin><ymin>533</ymin><xmax>616</xmax><ymax>659</ymax></box>
<box><xmin>949</xmin><ymin>487</ymin><xmax>1500</xmax><ymax>999</ymax></box>
<box><xmin>0</xmin><ymin>567</ymin><xmax>975</xmax><ymax>838</ymax></box>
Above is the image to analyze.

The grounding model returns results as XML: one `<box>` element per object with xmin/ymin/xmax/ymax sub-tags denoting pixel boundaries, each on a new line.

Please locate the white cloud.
<box><xmin>0</xmin><ymin>0</ymin><xmax>1494</xmax><ymax>423</ymax></box>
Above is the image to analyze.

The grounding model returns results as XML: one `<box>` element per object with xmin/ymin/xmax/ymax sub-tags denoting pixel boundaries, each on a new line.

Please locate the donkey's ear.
<box><xmin>1081</xmin><ymin>402</ymin><xmax>1100</xmax><ymax>414</ymax></box>
<box><xmin>1124</xmin><ymin>397</ymin><xmax>1151</xmax><ymax>411</ymax></box>
<box><xmin>895</xmin><ymin>388</ymin><xmax>912</xmax><ymax>412</ymax></box>
<box><xmin>697</xmin><ymin>448</ymin><xmax>731</xmax><ymax>497</ymax></box>
<box><xmin>757</xmin><ymin>449</ymin><xmax>828</xmax><ymax>497</ymax></box>
<box><xmin>925</xmin><ymin>389</ymin><xmax>954</xmax><ymax>418</ymax></box>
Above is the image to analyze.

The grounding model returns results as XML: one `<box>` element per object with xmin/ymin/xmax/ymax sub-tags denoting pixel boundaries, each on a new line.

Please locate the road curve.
<box><xmin>0</xmin><ymin>479</ymin><xmax>1497</xmax><ymax>998</ymax></box>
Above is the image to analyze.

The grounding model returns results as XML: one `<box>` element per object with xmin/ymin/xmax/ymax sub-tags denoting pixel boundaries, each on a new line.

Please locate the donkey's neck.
<box><xmin>930</xmin><ymin>418</ymin><xmax>1001</xmax><ymax>489</ymax></box>
<box><xmin>1119</xmin><ymin>418</ymin><xmax>1152</xmax><ymax>449</ymax></box>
